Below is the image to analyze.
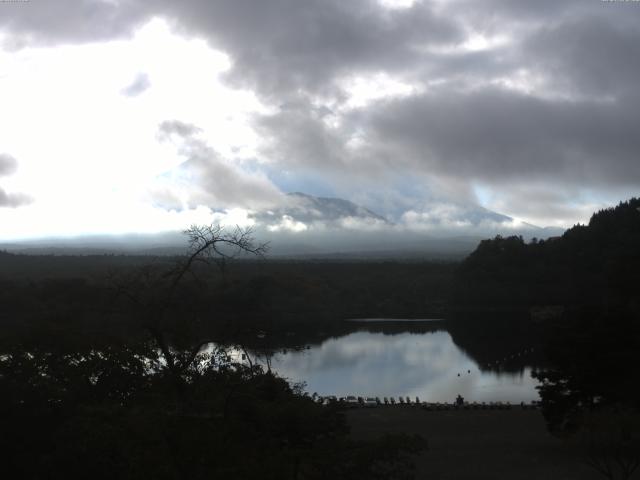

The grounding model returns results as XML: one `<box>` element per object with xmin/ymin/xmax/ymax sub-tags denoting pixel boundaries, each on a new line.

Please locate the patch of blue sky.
<box><xmin>262</xmin><ymin>167</ymin><xmax>338</xmax><ymax>199</ymax></box>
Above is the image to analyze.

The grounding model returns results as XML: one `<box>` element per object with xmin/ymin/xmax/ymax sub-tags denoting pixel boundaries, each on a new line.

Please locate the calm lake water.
<box><xmin>269</xmin><ymin>330</ymin><xmax>540</xmax><ymax>403</ymax></box>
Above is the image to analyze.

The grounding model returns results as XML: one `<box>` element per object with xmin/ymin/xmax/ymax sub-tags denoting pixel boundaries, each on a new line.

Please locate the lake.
<box><xmin>269</xmin><ymin>328</ymin><xmax>540</xmax><ymax>403</ymax></box>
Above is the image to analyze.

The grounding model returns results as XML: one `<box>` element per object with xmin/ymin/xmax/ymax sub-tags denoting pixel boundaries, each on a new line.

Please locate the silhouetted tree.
<box><xmin>109</xmin><ymin>224</ymin><xmax>268</xmax><ymax>388</ymax></box>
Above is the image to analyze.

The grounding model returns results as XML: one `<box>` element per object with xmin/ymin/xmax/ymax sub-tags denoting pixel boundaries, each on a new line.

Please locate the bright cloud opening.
<box><xmin>339</xmin><ymin>73</ymin><xmax>421</xmax><ymax>110</ymax></box>
<box><xmin>0</xmin><ymin>18</ymin><xmax>273</xmax><ymax>240</ymax></box>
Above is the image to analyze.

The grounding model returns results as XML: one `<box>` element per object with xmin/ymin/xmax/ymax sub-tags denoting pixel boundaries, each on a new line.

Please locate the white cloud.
<box><xmin>338</xmin><ymin>216</ymin><xmax>388</xmax><ymax>231</ymax></box>
<box><xmin>0</xmin><ymin>18</ymin><xmax>276</xmax><ymax>239</ymax></box>
<box><xmin>267</xmin><ymin>215</ymin><xmax>308</xmax><ymax>233</ymax></box>
<box><xmin>400</xmin><ymin>208</ymin><xmax>471</xmax><ymax>231</ymax></box>
<box><xmin>120</xmin><ymin>72</ymin><xmax>151</xmax><ymax>97</ymax></box>
<box><xmin>339</xmin><ymin>73</ymin><xmax>422</xmax><ymax>110</ymax></box>
<box><xmin>377</xmin><ymin>0</ymin><xmax>419</xmax><ymax>10</ymax></box>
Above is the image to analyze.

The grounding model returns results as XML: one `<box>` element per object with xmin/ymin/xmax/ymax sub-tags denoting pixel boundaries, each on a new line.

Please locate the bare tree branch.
<box><xmin>106</xmin><ymin>223</ymin><xmax>268</xmax><ymax>387</ymax></box>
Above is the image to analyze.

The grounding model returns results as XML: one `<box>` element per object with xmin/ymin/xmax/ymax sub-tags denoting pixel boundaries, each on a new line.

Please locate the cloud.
<box><xmin>266</xmin><ymin>215</ymin><xmax>308</xmax><ymax>234</ymax></box>
<box><xmin>2</xmin><ymin>1</ymin><xmax>461</xmax><ymax>96</ymax></box>
<box><xmin>0</xmin><ymin>188</ymin><xmax>31</xmax><ymax>208</ymax></box>
<box><xmin>153</xmin><ymin>120</ymin><xmax>283</xmax><ymax>210</ymax></box>
<box><xmin>251</xmin><ymin>192</ymin><xmax>390</xmax><ymax>233</ymax></box>
<box><xmin>158</xmin><ymin>0</ymin><xmax>462</xmax><ymax>99</ymax></box>
<box><xmin>2</xmin><ymin>0</ymin><xmax>640</xmax><ymax>228</ymax></box>
<box><xmin>0</xmin><ymin>153</ymin><xmax>31</xmax><ymax>207</ymax></box>
<box><xmin>361</xmin><ymin>88</ymin><xmax>640</xmax><ymax>187</ymax></box>
<box><xmin>0</xmin><ymin>0</ymin><xmax>149</xmax><ymax>50</ymax></box>
<box><xmin>243</xmin><ymin>192</ymin><xmax>535</xmax><ymax>251</ymax></box>
<box><xmin>0</xmin><ymin>153</ymin><xmax>18</xmax><ymax>176</ymax></box>
<box><xmin>157</xmin><ymin>120</ymin><xmax>202</xmax><ymax>140</ymax></box>
<box><xmin>475</xmin><ymin>186</ymin><xmax>612</xmax><ymax>228</ymax></box>
<box><xmin>398</xmin><ymin>201</ymin><xmax>516</xmax><ymax>230</ymax></box>
<box><xmin>120</xmin><ymin>72</ymin><xmax>151</xmax><ymax>97</ymax></box>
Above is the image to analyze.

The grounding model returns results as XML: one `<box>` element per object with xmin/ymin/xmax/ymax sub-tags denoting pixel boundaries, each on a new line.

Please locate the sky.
<box><xmin>1</xmin><ymin>0</ymin><xmax>639</xmax><ymax>241</ymax></box>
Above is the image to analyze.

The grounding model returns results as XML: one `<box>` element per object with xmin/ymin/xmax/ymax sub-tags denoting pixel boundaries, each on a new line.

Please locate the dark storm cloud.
<box><xmin>523</xmin><ymin>16</ymin><xmax>640</xmax><ymax>98</ymax></box>
<box><xmin>255</xmin><ymin>84</ymin><xmax>640</xmax><ymax>197</ymax></box>
<box><xmin>121</xmin><ymin>72</ymin><xmax>151</xmax><ymax>97</ymax></box>
<box><xmin>360</xmin><ymin>88</ymin><xmax>640</xmax><ymax>187</ymax></box>
<box><xmin>0</xmin><ymin>0</ymin><xmax>149</xmax><ymax>50</ymax></box>
<box><xmin>455</xmin><ymin>0</ymin><xmax>640</xmax><ymax>24</ymax></box>
<box><xmin>443</xmin><ymin>0</ymin><xmax>640</xmax><ymax>101</ymax></box>
<box><xmin>158</xmin><ymin>0</ymin><xmax>462</xmax><ymax>98</ymax></box>
<box><xmin>452</xmin><ymin>0</ymin><xmax>586</xmax><ymax>21</ymax></box>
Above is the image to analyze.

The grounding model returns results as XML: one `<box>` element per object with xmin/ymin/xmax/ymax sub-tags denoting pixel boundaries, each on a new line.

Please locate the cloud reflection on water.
<box><xmin>271</xmin><ymin>331</ymin><xmax>539</xmax><ymax>402</ymax></box>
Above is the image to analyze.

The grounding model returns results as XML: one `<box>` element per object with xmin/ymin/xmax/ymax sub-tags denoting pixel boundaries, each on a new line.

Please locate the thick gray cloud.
<box><xmin>526</xmin><ymin>18</ymin><xmax>640</xmax><ymax>98</ymax></box>
<box><xmin>0</xmin><ymin>0</ymin><xmax>149</xmax><ymax>50</ymax></box>
<box><xmin>361</xmin><ymin>88</ymin><xmax>640</xmax><ymax>187</ymax></box>
<box><xmin>254</xmin><ymin>85</ymin><xmax>640</xmax><ymax>212</ymax></box>
<box><xmin>160</xmin><ymin>0</ymin><xmax>462</xmax><ymax>98</ymax></box>
<box><xmin>2</xmin><ymin>1</ymin><xmax>462</xmax><ymax>96</ymax></box>
<box><xmin>255</xmin><ymin>99</ymin><xmax>353</xmax><ymax>172</ymax></box>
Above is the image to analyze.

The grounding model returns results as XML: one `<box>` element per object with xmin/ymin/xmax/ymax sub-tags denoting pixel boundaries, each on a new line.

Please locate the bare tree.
<box><xmin>109</xmin><ymin>224</ymin><xmax>268</xmax><ymax>389</ymax></box>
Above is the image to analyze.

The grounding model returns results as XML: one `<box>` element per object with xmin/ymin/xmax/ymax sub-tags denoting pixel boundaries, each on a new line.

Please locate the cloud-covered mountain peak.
<box><xmin>287</xmin><ymin>192</ymin><xmax>391</xmax><ymax>223</ymax></box>
<box><xmin>248</xmin><ymin>191</ymin><xmax>557</xmax><ymax>235</ymax></box>
<box><xmin>250</xmin><ymin>192</ymin><xmax>391</xmax><ymax>232</ymax></box>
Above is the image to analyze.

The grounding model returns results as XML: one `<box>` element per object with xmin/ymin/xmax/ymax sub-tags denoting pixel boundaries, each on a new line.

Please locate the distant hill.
<box><xmin>453</xmin><ymin>197</ymin><xmax>640</xmax><ymax>310</ymax></box>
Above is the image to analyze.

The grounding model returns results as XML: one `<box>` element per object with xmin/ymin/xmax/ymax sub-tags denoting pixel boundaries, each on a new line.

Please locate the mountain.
<box><xmin>245</xmin><ymin>193</ymin><xmax>565</xmax><ymax>258</ymax></box>
<box><xmin>252</xmin><ymin>192</ymin><xmax>559</xmax><ymax>235</ymax></box>
<box><xmin>251</xmin><ymin>192</ymin><xmax>391</xmax><ymax>228</ymax></box>
<box><xmin>0</xmin><ymin>192</ymin><xmax>566</xmax><ymax>259</ymax></box>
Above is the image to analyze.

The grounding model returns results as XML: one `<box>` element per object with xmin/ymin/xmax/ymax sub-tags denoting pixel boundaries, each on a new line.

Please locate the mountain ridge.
<box><xmin>0</xmin><ymin>192</ymin><xmax>566</xmax><ymax>257</ymax></box>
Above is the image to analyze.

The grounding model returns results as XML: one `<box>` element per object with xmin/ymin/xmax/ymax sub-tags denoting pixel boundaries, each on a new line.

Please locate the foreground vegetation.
<box><xmin>1</xmin><ymin>226</ymin><xmax>428</xmax><ymax>479</ymax></box>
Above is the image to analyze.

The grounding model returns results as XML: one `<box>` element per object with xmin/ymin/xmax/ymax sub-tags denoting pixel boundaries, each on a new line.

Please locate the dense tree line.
<box><xmin>454</xmin><ymin>197</ymin><xmax>640</xmax><ymax>311</ymax></box>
